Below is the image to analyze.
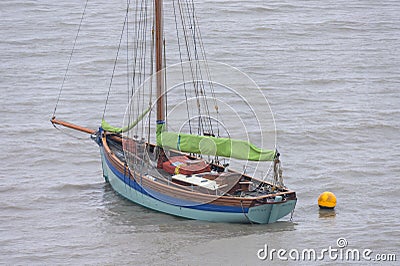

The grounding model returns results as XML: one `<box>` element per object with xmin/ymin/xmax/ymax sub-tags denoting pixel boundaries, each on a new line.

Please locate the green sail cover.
<box><xmin>156</xmin><ymin>124</ymin><xmax>275</xmax><ymax>161</ymax></box>
<box><xmin>101</xmin><ymin>120</ymin><xmax>123</xmax><ymax>133</ymax></box>
<box><xmin>101</xmin><ymin>107</ymin><xmax>150</xmax><ymax>133</ymax></box>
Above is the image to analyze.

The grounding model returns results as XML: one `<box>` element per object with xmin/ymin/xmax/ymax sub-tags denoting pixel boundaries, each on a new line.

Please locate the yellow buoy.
<box><xmin>318</xmin><ymin>191</ymin><xmax>336</xmax><ymax>209</ymax></box>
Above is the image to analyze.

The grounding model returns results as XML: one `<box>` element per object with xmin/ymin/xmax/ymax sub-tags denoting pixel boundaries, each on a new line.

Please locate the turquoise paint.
<box><xmin>100</xmin><ymin>148</ymin><xmax>296</xmax><ymax>224</ymax></box>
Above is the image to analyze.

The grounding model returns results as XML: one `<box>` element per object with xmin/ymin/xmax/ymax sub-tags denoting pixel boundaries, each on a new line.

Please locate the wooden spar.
<box><xmin>50</xmin><ymin>117</ymin><xmax>96</xmax><ymax>135</ymax></box>
<box><xmin>155</xmin><ymin>0</ymin><xmax>164</xmax><ymax>122</ymax></box>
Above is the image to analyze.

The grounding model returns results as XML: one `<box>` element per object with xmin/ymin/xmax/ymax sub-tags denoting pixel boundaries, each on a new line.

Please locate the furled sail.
<box><xmin>101</xmin><ymin>107</ymin><xmax>150</xmax><ymax>133</ymax></box>
<box><xmin>156</xmin><ymin>124</ymin><xmax>276</xmax><ymax>161</ymax></box>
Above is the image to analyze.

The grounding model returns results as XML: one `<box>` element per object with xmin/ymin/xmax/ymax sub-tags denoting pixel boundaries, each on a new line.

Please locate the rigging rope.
<box><xmin>178</xmin><ymin>1</ymin><xmax>204</xmax><ymax>134</ymax></box>
<box><xmin>147</xmin><ymin>1</ymin><xmax>155</xmax><ymax>144</ymax></box>
<box><xmin>126</xmin><ymin>0</ymin><xmax>131</xmax><ymax>107</ymax></box>
<box><xmin>173</xmin><ymin>0</ymin><xmax>192</xmax><ymax>134</ymax></box>
<box><xmin>53</xmin><ymin>0</ymin><xmax>89</xmax><ymax>117</ymax></box>
<box><xmin>128</xmin><ymin>0</ymin><xmax>151</xmax><ymax>139</ymax></box>
<box><xmin>174</xmin><ymin>0</ymin><xmax>218</xmax><ymax>137</ymax></box>
<box><xmin>187</xmin><ymin>0</ymin><xmax>214</xmax><ymax>135</ymax></box>
<box><xmin>102</xmin><ymin>2</ymin><xmax>131</xmax><ymax>121</ymax></box>
<box><xmin>190</xmin><ymin>3</ymin><xmax>221</xmax><ymax>137</ymax></box>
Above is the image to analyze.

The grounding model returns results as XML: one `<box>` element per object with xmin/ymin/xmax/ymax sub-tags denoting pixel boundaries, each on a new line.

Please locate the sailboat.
<box><xmin>51</xmin><ymin>0</ymin><xmax>296</xmax><ymax>224</ymax></box>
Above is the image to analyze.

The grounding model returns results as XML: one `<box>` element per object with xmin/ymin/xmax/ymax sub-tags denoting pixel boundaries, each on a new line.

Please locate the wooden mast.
<box><xmin>51</xmin><ymin>2</ymin><xmax>165</xmax><ymax>136</ymax></box>
<box><xmin>155</xmin><ymin>0</ymin><xmax>164</xmax><ymax>122</ymax></box>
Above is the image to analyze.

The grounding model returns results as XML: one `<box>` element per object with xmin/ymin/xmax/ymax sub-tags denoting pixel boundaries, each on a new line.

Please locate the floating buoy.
<box><xmin>318</xmin><ymin>191</ymin><xmax>336</xmax><ymax>209</ymax></box>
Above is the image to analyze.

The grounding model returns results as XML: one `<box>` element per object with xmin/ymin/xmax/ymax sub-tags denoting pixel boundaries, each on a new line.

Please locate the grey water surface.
<box><xmin>1</xmin><ymin>0</ymin><xmax>399</xmax><ymax>265</ymax></box>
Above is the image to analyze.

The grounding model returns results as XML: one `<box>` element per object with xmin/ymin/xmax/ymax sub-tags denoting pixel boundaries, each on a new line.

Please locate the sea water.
<box><xmin>1</xmin><ymin>0</ymin><xmax>399</xmax><ymax>265</ymax></box>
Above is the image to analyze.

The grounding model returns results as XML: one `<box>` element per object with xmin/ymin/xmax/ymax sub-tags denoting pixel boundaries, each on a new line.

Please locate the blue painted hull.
<box><xmin>100</xmin><ymin>146</ymin><xmax>296</xmax><ymax>224</ymax></box>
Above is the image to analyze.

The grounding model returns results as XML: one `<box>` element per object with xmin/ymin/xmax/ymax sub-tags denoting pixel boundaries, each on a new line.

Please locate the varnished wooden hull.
<box><xmin>100</xmin><ymin>133</ymin><xmax>297</xmax><ymax>224</ymax></box>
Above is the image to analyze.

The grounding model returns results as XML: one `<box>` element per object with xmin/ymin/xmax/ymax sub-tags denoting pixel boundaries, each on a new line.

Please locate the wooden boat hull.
<box><xmin>99</xmin><ymin>141</ymin><xmax>296</xmax><ymax>224</ymax></box>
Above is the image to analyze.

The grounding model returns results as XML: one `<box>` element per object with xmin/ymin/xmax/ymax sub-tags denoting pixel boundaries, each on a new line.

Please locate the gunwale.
<box><xmin>101</xmin><ymin>132</ymin><xmax>296</xmax><ymax>210</ymax></box>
